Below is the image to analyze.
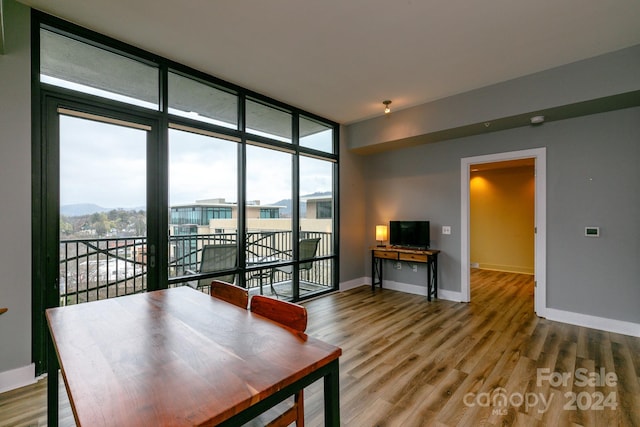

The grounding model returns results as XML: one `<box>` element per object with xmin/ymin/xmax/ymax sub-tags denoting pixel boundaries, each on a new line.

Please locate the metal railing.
<box><xmin>59</xmin><ymin>231</ymin><xmax>333</xmax><ymax>305</ymax></box>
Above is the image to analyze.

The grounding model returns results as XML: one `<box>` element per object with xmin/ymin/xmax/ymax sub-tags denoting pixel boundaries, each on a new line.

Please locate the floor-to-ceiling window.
<box><xmin>32</xmin><ymin>11</ymin><xmax>339</xmax><ymax>374</ymax></box>
<box><xmin>59</xmin><ymin>113</ymin><xmax>150</xmax><ymax>306</ymax></box>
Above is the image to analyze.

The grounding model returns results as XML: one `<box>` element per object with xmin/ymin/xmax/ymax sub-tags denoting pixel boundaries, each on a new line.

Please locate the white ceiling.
<box><xmin>19</xmin><ymin>0</ymin><xmax>640</xmax><ymax>124</ymax></box>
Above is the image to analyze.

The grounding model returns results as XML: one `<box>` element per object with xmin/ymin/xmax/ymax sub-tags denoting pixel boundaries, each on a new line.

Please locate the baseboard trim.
<box><xmin>542</xmin><ymin>307</ymin><xmax>640</xmax><ymax>338</ymax></box>
<box><xmin>340</xmin><ymin>277</ymin><xmax>367</xmax><ymax>291</ymax></box>
<box><xmin>475</xmin><ymin>264</ymin><xmax>534</xmax><ymax>275</ymax></box>
<box><xmin>0</xmin><ymin>363</ymin><xmax>36</xmax><ymax>393</ymax></box>
<box><xmin>373</xmin><ymin>278</ymin><xmax>463</xmax><ymax>302</ymax></box>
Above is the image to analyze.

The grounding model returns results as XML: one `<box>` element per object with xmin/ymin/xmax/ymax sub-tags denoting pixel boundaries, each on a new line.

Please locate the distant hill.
<box><xmin>271</xmin><ymin>191</ymin><xmax>331</xmax><ymax>217</ymax></box>
<box><xmin>60</xmin><ymin>203</ymin><xmax>112</xmax><ymax>216</ymax></box>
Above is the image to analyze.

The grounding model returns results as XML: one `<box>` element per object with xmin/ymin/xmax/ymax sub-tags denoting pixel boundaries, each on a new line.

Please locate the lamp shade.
<box><xmin>375</xmin><ymin>225</ymin><xmax>388</xmax><ymax>242</ymax></box>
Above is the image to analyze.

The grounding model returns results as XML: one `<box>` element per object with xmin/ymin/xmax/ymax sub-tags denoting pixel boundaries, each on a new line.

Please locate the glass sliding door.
<box><xmin>168</xmin><ymin>127</ymin><xmax>239</xmax><ymax>292</ymax></box>
<box><xmin>58</xmin><ymin>111</ymin><xmax>150</xmax><ymax>306</ymax></box>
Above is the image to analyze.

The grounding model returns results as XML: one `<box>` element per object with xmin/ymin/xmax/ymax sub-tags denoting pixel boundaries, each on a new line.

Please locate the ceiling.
<box><xmin>19</xmin><ymin>0</ymin><xmax>640</xmax><ymax>125</ymax></box>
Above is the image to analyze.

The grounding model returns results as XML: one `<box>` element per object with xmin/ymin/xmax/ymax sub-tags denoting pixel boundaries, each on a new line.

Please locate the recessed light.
<box><xmin>530</xmin><ymin>115</ymin><xmax>545</xmax><ymax>124</ymax></box>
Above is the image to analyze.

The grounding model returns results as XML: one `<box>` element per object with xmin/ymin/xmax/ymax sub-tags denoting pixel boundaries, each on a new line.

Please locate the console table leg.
<box><xmin>427</xmin><ymin>260</ymin><xmax>432</xmax><ymax>302</ymax></box>
<box><xmin>371</xmin><ymin>256</ymin><xmax>383</xmax><ymax>290</ymax></box>
<box><xmin>433</xmin><ymin>254</ymin><xmax>438</xmax><ymax>300</ymax></box>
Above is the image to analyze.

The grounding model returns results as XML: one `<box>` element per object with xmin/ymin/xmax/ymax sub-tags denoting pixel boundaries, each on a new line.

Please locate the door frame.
<box><xmin>460</xmin><ymin>147</ymin><xmax>547</xmax><ymax>316</ymax></box>
<box><xmin>32</xmin><ymin>94</ymin><xmax>164</xmax><ymax>374</ymax></box>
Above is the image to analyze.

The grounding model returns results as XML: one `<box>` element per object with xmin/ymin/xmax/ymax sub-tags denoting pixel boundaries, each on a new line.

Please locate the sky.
<box><xmin>60</xmin><ymin>115</ymin><xmax>333</xmax><ymax>210</ymax></box>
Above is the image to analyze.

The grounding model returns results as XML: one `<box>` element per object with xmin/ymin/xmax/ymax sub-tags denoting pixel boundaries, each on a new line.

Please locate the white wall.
<box><xmin>0</xmin><ymin>0</ymin><xmax>34</xmax><ymax>391</ymax></box>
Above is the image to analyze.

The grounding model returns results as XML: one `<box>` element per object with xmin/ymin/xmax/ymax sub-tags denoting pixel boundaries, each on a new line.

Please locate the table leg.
<box><xmin>323</xmin><ymin>359</ymin><xmax>341</xmax><ymax>426</ymax></box>
<box><xmin>433</xmin><ymin>253</ymin><xmax>438</xmax><ymax>299</ymax></box>
<box><xmin>427</xmin><ymin>258</ymin><xmax>432</xmax><ymax>302</ymax></box>
<box><xmin>371</xmin><ymin>256</ymin><xmax>383</xmax><ymax>290</ymax></box>
<box><xmin>371</xmin><ymin>252</ymin><xmax>375</xmax><ymax>289</ymax></box>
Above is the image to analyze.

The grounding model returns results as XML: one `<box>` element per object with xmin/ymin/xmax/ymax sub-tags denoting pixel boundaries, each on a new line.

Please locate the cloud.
<box><xmin>59</xmin><ymin>116</ymin><xmax>333</xmax><ymax>210</ymax></box>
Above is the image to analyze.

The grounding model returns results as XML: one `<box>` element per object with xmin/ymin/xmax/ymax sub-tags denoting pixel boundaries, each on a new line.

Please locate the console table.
<box><xmin>371</xmin><ymin>246</ymin><xmax>440</xmax><ymax>301</ymax></box>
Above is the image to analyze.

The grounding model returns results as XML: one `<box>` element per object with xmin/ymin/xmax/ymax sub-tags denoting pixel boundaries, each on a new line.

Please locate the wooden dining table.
<box><xmin>46</xmin><ymin>287</ymin><xmax>341</xmax><ymax>426</ymax></box>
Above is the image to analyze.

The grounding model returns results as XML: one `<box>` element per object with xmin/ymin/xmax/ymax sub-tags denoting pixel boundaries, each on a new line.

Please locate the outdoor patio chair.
<box><xmin>271</xmin><ymin>238</ymin><xmax>321</xmax><ymax>297</ymax></box>
<box><xmin>187</xmin><ymin>244</ymin><xmax>237</xmax><ymax>290</ymax></box>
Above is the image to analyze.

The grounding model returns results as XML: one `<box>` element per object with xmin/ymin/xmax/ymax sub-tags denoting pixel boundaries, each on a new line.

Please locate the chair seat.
<box><xmin>275</xmin><ymin>265</ymin><xmax>293</xmax><ymax>275</ymax></box>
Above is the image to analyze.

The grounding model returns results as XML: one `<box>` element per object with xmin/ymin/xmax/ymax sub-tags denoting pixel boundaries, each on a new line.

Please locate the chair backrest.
<box><xmin>250</xmin><ymin>295</ymin><xmax>308</xmax><ymax>332</ymax></box>
<box><xmin>210</xmin><ymin>280</ymin><xmax>248</xmax><ymax>309</ymax></box>
<box><xmin>299</xmin><ymin>237</ymin><xmax>321</xmax><ymax>271</ymax></box>
<box><xmin>199</xmin><ymin>244</ymin><xmax>237</xmax><ymax>288</ymax></box>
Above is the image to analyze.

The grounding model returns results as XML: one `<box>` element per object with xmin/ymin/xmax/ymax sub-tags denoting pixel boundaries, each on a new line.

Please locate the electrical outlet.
<box><xmin>412</xmin><ymin>264</ymin><xmax>418</xmax><ymax>272</ymax></box>
<box><xmin>395</xmin><ymin>262</ymin><xmax>401</xmax><ymax>270</ymax></box>
<box><xmin>442</xmin><ymin>226</ymin><xmax>451</xmax><ymax>235</ymax></box>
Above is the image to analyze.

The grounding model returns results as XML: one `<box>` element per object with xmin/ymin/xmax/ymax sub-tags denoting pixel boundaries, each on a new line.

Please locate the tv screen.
<box><xmin>389</xmin><ymin>220</ymin><xmax>430</xmax><ymax>249</ymax></box>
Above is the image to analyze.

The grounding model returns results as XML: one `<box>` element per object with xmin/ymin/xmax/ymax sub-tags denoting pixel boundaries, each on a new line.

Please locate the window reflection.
<box><xmin>300</xmin><ymin>116</ymin><xmax>333</xmax><ymax>153</ymax></box>
<box><xmin>246</xmin><ymin>99</ymin><xmax>292</xmax><ymax>143</ymax></box>
<box><xmin>168</xmin><ymin>72</ymin><xmax>238</xmax><ymax>129</ymax></box>
<box><xmin>40</xmin><ymin>29</ymin><xmax>159</xmax><ymax>109</ymax></box>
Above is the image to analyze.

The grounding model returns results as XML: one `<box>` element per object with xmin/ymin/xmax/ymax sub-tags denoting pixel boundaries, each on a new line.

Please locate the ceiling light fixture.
<box><xmin>383</xmin><ymin>100</ymin><xmax>392</xmax><ymax>114</ymax></box>
<box><xmin>530</xmin><ymin>115</ymin><xmax>545</xmax><ymax>125</ymax></box>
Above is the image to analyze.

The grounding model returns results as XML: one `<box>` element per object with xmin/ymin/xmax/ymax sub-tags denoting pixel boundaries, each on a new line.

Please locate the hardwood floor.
<box><xmin>1</xmin><ymin>269</ymin><xmax>639</xmax><ymax>426</ymax></box>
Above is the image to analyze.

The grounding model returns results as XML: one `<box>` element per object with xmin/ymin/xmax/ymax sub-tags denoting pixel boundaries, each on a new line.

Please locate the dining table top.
<box><xmin>46</xmin><ymin>286</ymin><xmax>342</xmax><ymax>426</ymax></box>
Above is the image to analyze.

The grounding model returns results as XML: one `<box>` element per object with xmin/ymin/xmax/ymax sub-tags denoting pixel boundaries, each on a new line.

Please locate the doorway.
<box><xmin>460</xmin><ymin>148</ymin><xmax>547</xmax><ymax>316</ymax></box>
<box><xmin>32</xmin><ymin>99</ymin><xmax>162</xmax><ymax>374</ymax></box>
<box><xmin>58</xmin><ymin>110</ymin><xmax>151</xmax><ymax>305</ymax></box>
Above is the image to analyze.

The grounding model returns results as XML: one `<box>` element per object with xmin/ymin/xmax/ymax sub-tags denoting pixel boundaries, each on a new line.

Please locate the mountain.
<box><xmin>271</xmin><ymin>191</ymin><xmax>332</xmax><ymax>217</ymax></box>
<box><xmin>60</xmin><ymin>203</ymin><xmax>112</xmax><ymax>216</ymax></box>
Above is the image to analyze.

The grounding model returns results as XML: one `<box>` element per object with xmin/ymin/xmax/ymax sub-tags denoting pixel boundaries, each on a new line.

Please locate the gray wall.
<box><xmin>343</xmin><ymin>43</ymin><xmax>640</xmax><ymax>326</ymax></box>
<box><xmin>358</xmin><ymin>107</ymin><xmax>639</xmax><ymax>324</ymax></box>
<box><xmin>0</xmin><ymin>0</ymin><xmax>32</xmax><ymax>377</ymax></box>
<box><xmin>338</xmin><ymin>125</ymin><xmax>367</xmax><ymax>283</ymax></box>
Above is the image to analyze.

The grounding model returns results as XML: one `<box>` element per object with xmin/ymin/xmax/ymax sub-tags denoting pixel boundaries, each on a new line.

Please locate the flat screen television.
<box><xmin>389</xmin><ymin>220</ymin><xmax>430</xmax><ymax>249</ymax></box>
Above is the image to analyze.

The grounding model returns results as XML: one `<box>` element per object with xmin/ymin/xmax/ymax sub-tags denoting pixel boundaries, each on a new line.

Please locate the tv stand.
<box><xmin>371</xmin><ymin>246</ymin><xmax>440</xmax><ymax>301</ymax></box>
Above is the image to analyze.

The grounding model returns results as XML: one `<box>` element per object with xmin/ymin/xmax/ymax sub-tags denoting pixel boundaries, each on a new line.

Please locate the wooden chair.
<box><xmin>250</xmin><ymin>295</ymin><xmax>308</xmax><ymax>427</ymax></box>
<box><xmin>210</xmin><ymin>280</ymin><xmax>248</xmax><ymax>309</ymax></box>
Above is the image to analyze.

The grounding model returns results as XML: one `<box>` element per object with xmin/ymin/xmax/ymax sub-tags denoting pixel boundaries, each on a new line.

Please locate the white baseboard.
<box><xmin>475</xmin><ymin>263</ymin><xmax>534</xmax><ymax>275</ymax></box>
<box><xmin>437</xmin><ymin>288</ymin><xmax>464</xmax><ymax>302</ymax></box>
<box><xmin>339</xmin><ymin>277</ymin><xmax>367</xmax><ymax>292</ymax></box>
<box><xmin>0</xmin><ymin>363</ymin><xmax>36</xmax><ymax>393</ymax></box>
<box><xmin>371</xmin><ymin>278</ymin><xmax>462</xmax><ymax>302</ymax></box>
<box><xmin>542</xmin><ymin>307</ymin><xmax>640</xmax><ymax>338</ymax></box>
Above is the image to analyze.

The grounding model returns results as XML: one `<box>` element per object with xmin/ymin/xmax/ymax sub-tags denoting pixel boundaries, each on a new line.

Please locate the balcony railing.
<box><xmin>59</xmin><ymin>231</ymin><xmax>333</xmax><ymax>306</ymax></box>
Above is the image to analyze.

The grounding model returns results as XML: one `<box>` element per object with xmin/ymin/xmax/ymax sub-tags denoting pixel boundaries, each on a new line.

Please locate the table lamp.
<box><xmin>375</xmin><ymin>225</ymin><xmax>388</xmax><ymax>247</ymax></box>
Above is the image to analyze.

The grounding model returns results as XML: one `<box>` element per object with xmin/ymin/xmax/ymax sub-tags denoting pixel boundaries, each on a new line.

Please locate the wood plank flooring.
<box><xmin>1</xmin><ymin>269</ymin><xmax>639</xmax><ymax>426</ymax></box>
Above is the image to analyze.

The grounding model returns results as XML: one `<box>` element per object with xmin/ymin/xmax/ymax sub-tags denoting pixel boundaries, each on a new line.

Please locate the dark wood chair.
<box><xmin>250</xmin><ymin>295</ymin><xmax>308</xmax><ymax>427</ymax></box>
<box><xmin>210</xmin><ymin>280</ymin><xmax>248</xmax><ymax>309</ymax></box>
